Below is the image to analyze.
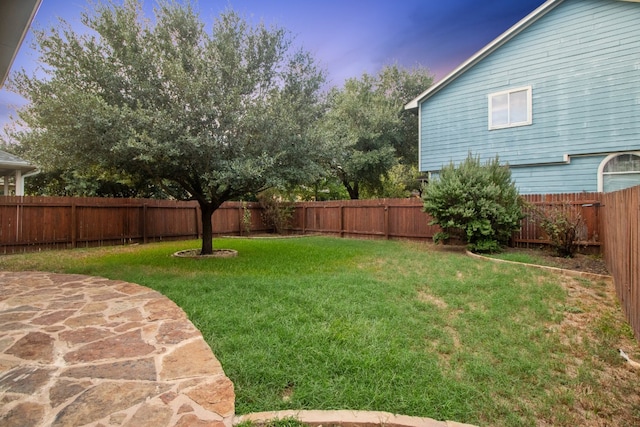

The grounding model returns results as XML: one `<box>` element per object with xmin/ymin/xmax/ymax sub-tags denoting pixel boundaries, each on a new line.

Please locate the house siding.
<box><xmin>511</xmin><ymin>155</ymin><xmax>605</xmax><ymax>194</ymax></box>
<box><xmin>420</xmin><ymin>0</ymin><xmax>640</xmax><ymax>194</ymax></box>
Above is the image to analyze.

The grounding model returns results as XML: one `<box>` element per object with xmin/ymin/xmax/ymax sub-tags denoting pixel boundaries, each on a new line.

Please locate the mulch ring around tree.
<box><xmin>172</xmin><ymin>249</ymin><xmax>238</xmax><ymax>258</ymax></box>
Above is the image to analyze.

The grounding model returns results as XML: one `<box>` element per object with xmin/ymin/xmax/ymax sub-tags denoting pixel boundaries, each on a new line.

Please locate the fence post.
<box><xmin>595</xmin><ymin>200</ymin><xmax>602</xmax><ymax>245</ymax></box>
<box><xmin>302</xmin><ymin>206</ymin><xmax>307</xmax><ymax>235</ymax></box>
<box><xmin>194</xmin><ymin>203</ymin><xmax>200</xmax><ymax>239</ymax></box>
<box><xmin>15</xmin><ymin>197</ymin><xmax>21</xmax><ymax>244</ymax></box>
<box><xmin>142</xmin><ymin>203</ymin><xmax>148</xmax><ymax>244</ymax></box>
<box><xmin>71</xmin><ymin>200</ymin><xmax>77</xmax><ymax>248</ymax></box>
<box><xmin>384</xmin><ymin>203</ymin><xmax>390</xmax><ymax>239</ymax></box>
<box><xmin>340</xmin><ymin>204</ymin><xmax>344</xmax><ymax>237</ymax></box>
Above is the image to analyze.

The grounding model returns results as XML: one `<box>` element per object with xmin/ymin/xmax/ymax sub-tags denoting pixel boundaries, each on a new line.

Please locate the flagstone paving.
<box><xmin>0</xmin><ymin>270</ymin><xmax>476</xmax><ymax>427</ymax></box>
<box><xmin>0</xmin><ymin>271</ymin><xmax>234</xmax><ymax>427</ymax></box>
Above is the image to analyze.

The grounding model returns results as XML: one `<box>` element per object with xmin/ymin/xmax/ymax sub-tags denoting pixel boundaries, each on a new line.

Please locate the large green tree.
<box><xmin>320</xmin><ymin>65</ymin><xmax>432</xmax><ymax>199</ymax></box>
<box><xmin>9</xmin><ymin>0</ymin><xmax>325</xmax><ymax>254</ymax></box>
<box><xmin>376</xmin><ymin>65</ymin><xmax>433</xmax><ymax>166</ymax></box>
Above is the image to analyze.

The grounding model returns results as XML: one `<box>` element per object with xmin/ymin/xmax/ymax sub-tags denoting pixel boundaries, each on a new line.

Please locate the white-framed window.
<box><xmin>598</xmin><ymin>152</ymin><xmax>640</xmax><ymax>192</ymax></box>
<box><xmin>488</xmin><ymin>86</ymin><xmax>532</xmax><ymax>130</ymax></box>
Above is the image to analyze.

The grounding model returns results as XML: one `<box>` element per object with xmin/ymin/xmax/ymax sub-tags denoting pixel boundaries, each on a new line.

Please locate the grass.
<box><xmin>1</xmin><ymin>236</ymin><xmax>639</xmax><ymax>426</ymax></box>
<box><xmin>236</xmin><ymin>418</ymin><xmax>307</xmax><ymax>427</ymax></box>
<box><xmin>487</xmin><ymin>251</ymin><xmax>549</xmax><ymax>266</ymax></box>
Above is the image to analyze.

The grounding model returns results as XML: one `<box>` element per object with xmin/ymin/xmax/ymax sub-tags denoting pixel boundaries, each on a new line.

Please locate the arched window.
<box><xmin>598</xmin><ymin>153</ymin><xmax>640</xmax><ymax>192</ymax></box>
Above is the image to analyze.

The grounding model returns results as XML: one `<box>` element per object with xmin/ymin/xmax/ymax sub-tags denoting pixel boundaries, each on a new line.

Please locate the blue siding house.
<box><xmin>406</xmin><ymin>0</ymin><xmax>640</xmax><ymax>194</ymax></box>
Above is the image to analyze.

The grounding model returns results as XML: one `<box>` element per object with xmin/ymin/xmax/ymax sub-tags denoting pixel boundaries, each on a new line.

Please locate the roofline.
<box><xmin>0</xmin><ymin>164</ymin><xmax>39</xmax><ymax>174</ymax></box>
<box><xmin>0</xmin><ymin>160</ymin><xmax>37</xmax><ymax>168</ymax></box>
<box><xmin>0</xmin><ymin>150</ymin><xmax>38</xmax><ymax>173</ymax></box>
<box><xmin>405</xmin><ymin>0</ymin><xmax>564</xmax><ymax>111</ymax></box>
<box><xmin>0</xmin><ymin>166</ymin><xmax>39</xmax><ymax>175</ymax></box>
<box><xmin>0</xmin><ymin>0</ymin><xmax>43</xmax><ymax>89</ymax></box>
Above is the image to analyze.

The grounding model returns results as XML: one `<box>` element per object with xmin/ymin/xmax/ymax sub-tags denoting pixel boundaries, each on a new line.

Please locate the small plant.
<box><xmin>533</xmin><ymin>203</ymin><xmax>585</xmax><ymax>258</ymax></box>
<box><xmin>241</xmin><ymin>201</ymin><xmax>252</xmax><ymax>236</ymax></box>
<box><xmin>257</xmin><ymin>190</ymin><xmax>294</xmax><ymax>234</ymax></box>
<box><xmin>422</xmin><ymin>153</ymin><xmax>524</xmax><ymax>253</ymax></box>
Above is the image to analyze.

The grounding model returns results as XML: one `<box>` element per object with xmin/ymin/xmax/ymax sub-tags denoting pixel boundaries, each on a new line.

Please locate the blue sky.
<box><xmin>1</xmin><ymin>0</ymin><xmax>547</xmax><ymax>134</ymax></box>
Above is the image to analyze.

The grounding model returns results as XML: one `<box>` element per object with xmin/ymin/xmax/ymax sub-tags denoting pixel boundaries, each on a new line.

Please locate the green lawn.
<box><xmin>2</xmin><ymin>237</ymin><xmax>638</xmax><ymax>426</ymax></box>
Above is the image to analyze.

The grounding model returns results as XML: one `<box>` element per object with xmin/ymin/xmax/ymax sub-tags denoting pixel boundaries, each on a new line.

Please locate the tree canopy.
<box><xmin>319</xmin><ymin>64</ymin><xmax>432</xmax><ymax>199</ymax></box>
<box><xmin>9</xmin><ymin>0</ymin><xmax>326</xmax><ymax>254</ymax></box>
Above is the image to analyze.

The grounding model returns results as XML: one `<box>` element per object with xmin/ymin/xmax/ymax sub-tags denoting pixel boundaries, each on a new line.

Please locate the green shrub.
<box><xmin>533</xmin><ymin>203</ymin><xmax>585</xmax><ymax>258</ymax></box>
<box><xmin>257</xmin><ymin>190</ymin><xmax>294</xmax><ymax>234</ymax></box>
<box><xmin>422</xmin><ymin>154</ymin><xmax>523</xmax><ymax>253</ymax></box>
<box><xmin>241</xmin><ymin>201</ymin><xmax>252</xmax><ymax>235</ymax></box>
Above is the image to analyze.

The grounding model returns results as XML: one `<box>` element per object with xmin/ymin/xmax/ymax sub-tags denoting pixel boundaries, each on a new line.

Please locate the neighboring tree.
<box><xmin>9</xmin><ymin>0</ymin><xmax>325</xmax><ymax>254</ymax></box>
<box><xmin>319</xmin><ymin>64</ymin><xmax>432</xmax><ymax>199</ymax></box>
<box><xmin>362</xmin><ymin>164</ymin><xmax>422</xmax><ymax>199</ymax></box>
<box><xmin>285</xmin><ymin>178</ymin><xmax>349</xmax><ymax>201</ymax></box>
<box><xmin>376</xmin><ymin>65</ymin><xmax>433</xmax><ymax>167</ymax></box>
<box><xmin>2</xmin><ymin>134</ymin><xmax>157</xmax><ymax>197</ymax></box>
<box><xmin>422</xmin><ymin>154</ymin><xmax>524</xmax><ymax>253</ymax></box>
<box><xmin>20</xmin><ymin>168</ymin><xmax>167</xmax><ymax>198</ymax></box>
<box><xmin>320</xmin><ymin>76</ymin><xmax>397</xmax><ymax>199</ymax></box>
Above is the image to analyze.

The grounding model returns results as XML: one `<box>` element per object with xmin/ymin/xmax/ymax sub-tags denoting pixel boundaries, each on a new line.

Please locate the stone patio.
<box><xmin>0</xmin><ymin>270</ymin><xmax>477</xmax><ymax>427</ymax></box>
<box><xmin>0</xmin><ymin>271</ymin><xmax>234</xmax><ymax>427</ymax></box>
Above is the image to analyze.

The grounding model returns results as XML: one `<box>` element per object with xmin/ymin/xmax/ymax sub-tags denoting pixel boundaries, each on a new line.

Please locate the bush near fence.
<box><xmin>516</xmin><ymin>193</ymin><xmax>602</xmax><ymax>251</ymax></box>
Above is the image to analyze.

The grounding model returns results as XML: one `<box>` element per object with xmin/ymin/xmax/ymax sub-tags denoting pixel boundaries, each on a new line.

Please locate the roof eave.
<box><xmin>0</xmin><ymin>150</ymin><xmax>38</xmax><ymax>174</ymax></box>
<box><xmin>405</xmin><ymin>0</ymin><xmax>564</xmax><ymax>111</ymax></box>
<box><xmin>0</xmin><ymin>0</ymin><xmax>43</xmax><ymax>89</ymax></box>
<box><xmin>0</xmin><ymin>162</ymin><xmax>39</xmax><ymax>174</ymax></box>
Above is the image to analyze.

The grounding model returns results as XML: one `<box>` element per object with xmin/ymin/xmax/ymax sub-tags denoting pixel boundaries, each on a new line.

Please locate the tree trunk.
<box><xmin>345</xmin><ymin>181</ymin><xmax>359</xmax><ymax>200</ymax></box>
<box><xmin>199</xmin><ymin>202</ymin><xmax>216</xmax><ymax>255</ymax></box>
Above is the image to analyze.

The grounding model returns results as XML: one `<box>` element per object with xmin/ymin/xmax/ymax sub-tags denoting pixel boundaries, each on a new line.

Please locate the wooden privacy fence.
<box><xmin>601</xmin><ymin>186</ymin><xmax>640</xmax><ymax>341</ymax></box>
<box><xmin>290</xmin><ymin>198</ymin><xmax>440</xmax><ymax>240</ymax></box>
<box><xmin>0</xmin><ymin>196</ymin><xmax>267</xmax><ymax>254</ymax></box>
<box><xmin>288</xmin><ymin>194</ymin><xmax>604</xmax><ymax>248</ymax></box>
<box><xmin>1</xmin><ymin>194</ymin><xmax>605</xmax><ymax>253</ymax></box>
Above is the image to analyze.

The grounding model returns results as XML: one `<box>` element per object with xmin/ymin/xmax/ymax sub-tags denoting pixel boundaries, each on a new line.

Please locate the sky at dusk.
<box><xmin>0</xmin><ymin>0</ymin><xmax>547</xmax><ymax>134</ymax></box>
